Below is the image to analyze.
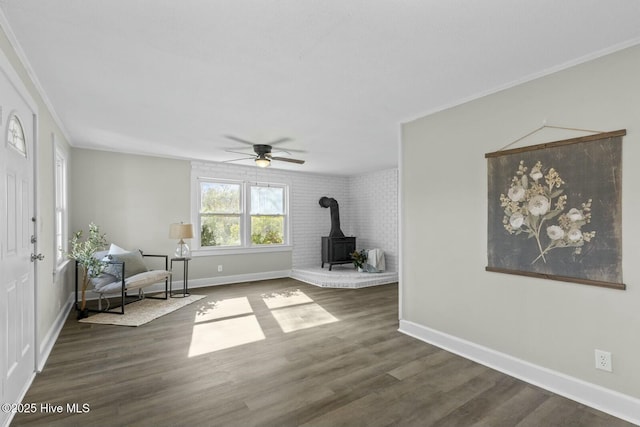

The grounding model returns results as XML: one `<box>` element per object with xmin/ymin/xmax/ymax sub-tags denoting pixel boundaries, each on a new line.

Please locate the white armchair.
<box><xmin>75</xmin><ymin>248</ymin><xmax>171</xmax><ymax>315</ymax></box>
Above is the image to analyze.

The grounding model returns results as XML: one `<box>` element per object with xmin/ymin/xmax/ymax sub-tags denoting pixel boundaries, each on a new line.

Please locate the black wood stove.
<box><xmin>319</xmin><ymin>196</ymin><xmax>356</xmax><ymax>270</ymax></box>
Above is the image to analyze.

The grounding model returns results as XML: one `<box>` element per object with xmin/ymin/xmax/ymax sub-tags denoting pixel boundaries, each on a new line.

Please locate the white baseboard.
<box><xmin>398</xmin><ymin>319</ymin><xmax>640</xmax><ymax>426</ymax></box>
<box><xmin>37</xmin><ymin>292</ymin><xmax>75</xmax><ymax>372</ymax></box>
<box><xmin>161</xmin><ymin>269</ymin><xmax>292</xmax><ymax>292</ymax></box>
<box><xmin>189</xmin><ymin>269</ymin><xmax>292</xmax><ymax>288</ymax></box>
<box><xmin>79</xmin><ymin>270</ymin><xmax>293</xmax><ymax>298</ymax></box>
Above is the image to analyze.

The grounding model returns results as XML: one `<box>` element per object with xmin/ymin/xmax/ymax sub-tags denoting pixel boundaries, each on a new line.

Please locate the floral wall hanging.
<box><xmin>485</xmin><ymin>129</ymin><xmax>625</xmax><ymax>290</ymax></box>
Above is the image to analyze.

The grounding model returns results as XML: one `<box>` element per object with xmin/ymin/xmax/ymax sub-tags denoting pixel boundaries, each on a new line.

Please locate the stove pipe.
<box><xmin>319</xmin><ymin>196</ymin><xmax>345</xmax><ymax>238</ymax></box>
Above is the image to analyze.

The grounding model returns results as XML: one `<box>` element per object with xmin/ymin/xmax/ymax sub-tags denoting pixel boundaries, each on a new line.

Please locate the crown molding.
<box><xmin>401</xmin><ymin>37</ymin><xmax>640</xmax><ymax>126</ymax></box>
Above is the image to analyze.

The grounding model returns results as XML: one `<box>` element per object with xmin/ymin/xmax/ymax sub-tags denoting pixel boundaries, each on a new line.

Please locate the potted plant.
<box><xmin>66</xmin><ymin>223</ymin><xmax>107</xmax><ymax>319</ymax></box>
<box><xmin>350</xmin><ymin>249</ymin><xmax>368</xmax><ymax>272</ymax></box>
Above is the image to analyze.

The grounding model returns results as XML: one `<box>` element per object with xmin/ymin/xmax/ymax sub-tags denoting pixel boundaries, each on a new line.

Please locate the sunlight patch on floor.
<box><xmin>194</xmin><ymin>296</ymin><xmax>253</xmax><ymax>323</ymax></box>
<box><xmin>188</xmin><ymin>289</ymin><xmax>340</xmax><ymax>357</ymax></box>
<box><xmin>188</xmin><ymin>314</ymin><xmax>265</xmax><ymax>357</ymax></box>
<box><xmin>261</xmin><ymin>289</ymin><xmax>313</xmax><ymax>309</ymax></box>
<box><xmin>270</xmin><ymin>303</ymin><xmax>338</xmax><ymax>333</ymax></box>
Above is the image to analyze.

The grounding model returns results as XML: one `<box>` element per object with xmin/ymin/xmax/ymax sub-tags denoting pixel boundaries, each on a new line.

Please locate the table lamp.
<box><xmin>169</xmin><ymin>222</ymin><xmax>194</xmax><ymax>258</ymax></box>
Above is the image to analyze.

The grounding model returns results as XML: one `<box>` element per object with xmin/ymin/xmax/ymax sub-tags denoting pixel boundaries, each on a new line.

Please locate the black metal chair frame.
<box><xmin>75</xmin><ymin>253</ymin><xmax>169</xmax><ymax>315</ymax></box>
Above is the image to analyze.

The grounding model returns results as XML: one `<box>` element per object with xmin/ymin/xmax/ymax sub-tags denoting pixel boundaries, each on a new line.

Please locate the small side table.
<box><xmin>170</xmin><ymin>257</ymin><xmax>191</xmax><ymax>298</ymax></box>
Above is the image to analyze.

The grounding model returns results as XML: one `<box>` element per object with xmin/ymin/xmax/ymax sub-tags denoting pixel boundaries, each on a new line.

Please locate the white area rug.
<box><xmin>79</xmin><ymin>295</ymin><xmax>206</xmax><ymax>327</ymax></box>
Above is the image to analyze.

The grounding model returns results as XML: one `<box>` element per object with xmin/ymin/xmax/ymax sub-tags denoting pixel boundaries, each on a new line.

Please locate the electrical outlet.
<box><xmin>595</xmin><ymin>349</ymin><xmax>612</xmax><ymax>372</ymax></box>
<box><xmin>218</xmin><ymin>265</ymin><xmax>223</xmax><ymax>272</ymax></box>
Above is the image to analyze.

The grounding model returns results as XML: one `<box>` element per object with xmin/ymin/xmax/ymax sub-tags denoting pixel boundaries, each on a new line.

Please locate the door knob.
<box><xmin>31</xmin><ymin>253</ymin><xmax>45</xmax><ymax>262</ymax></box>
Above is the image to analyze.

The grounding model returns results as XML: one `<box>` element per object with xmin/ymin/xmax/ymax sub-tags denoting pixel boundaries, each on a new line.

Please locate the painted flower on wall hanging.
<box><xmin>499</xmin><ymin>160</ymin><xmax>596</xmax><ymax>264</ymax></box>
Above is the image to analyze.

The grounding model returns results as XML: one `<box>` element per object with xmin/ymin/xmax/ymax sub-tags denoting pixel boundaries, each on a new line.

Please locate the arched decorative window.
<box><xmin>7</xmin><ymin>114</ymin><xmax>27</xmax><ymax>157</ymax></box>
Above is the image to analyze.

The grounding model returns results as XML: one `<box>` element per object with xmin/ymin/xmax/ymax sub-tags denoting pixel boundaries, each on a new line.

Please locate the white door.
<box><xmin>0</xmin><ymin>54</ymin><xmax>36</xmax><ymax>426</ymax></box>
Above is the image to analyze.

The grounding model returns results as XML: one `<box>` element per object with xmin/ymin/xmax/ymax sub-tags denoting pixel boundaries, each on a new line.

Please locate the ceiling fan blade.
<box><xmin>225</xmin><ymin>149</ymin><xmax>255</xmax><ymax>157</ymax></box>
<box><xmin>267</xmin><ymin>137</ymin><xmax>292</xmax><ymax>146</ymax></box>
<box><xmin>223</xmin><ymin>135</ymin><xmax>255</xmax><ymax>146</ymax></box>
<box><xmin>271</xmin><ymin>148</ymin><xmax>307</xmax><ymax>155</ymax></box>
<box><xmin>271</xmin><ymin>156</ymin><xmax>305</xmax><ymax>164</ymax></box>
<box><xmin>222</xmin><ymin>157</ymin><xmax>255</xmax><ymax>163</ymax></box>
<box><xmin>271</xmin><ymin>149</ymin><xmax>292</xmax><ymax>156</ymax></box>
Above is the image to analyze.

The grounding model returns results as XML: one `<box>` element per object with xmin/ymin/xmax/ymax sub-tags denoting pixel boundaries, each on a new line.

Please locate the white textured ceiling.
<box><xmin>2</xmin><ymin>1</ymin><xmax>640</xmax><ymax>175</ymax></box>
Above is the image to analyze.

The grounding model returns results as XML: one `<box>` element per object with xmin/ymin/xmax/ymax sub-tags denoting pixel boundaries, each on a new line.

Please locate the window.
<box><xmin>199</xmin><ymin>181</ymin><xmax>241</xmax><ymax>247</ymax></box>
<box><xmin>7</xmin><ymin>114</ymin><xmax>27</xmax><ymax>157</ymax></box>
<box><xmin>195</xmin><ymin>177</ymin><xmax>289</xmax><ymax>253</ymax></box>
<box><xmin>250</xmin><ymin>185</ymin><xmax>285</xmax><ymax>245</ymax></box>
<box><xmin>54</xmin><ymin>139</ymin><xmax>68</xmax><ymax>267</ymax></box>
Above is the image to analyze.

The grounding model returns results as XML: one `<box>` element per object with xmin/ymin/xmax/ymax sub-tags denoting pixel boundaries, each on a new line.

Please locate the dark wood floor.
<box><xmin>12</xmin><ymin>279</ymin><xmax>632</xmax><ymax>427</ymax></box>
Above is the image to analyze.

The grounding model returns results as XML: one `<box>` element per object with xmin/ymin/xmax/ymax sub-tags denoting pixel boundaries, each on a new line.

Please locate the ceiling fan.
<box><xmin>223</xmin><ymin>135</ymin><xmax>306</xmax><ymax>168</ymax></box>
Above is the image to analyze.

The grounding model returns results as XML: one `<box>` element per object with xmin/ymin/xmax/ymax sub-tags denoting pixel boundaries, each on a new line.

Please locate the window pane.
<box><xmin>200</xmin><ymin>182</ymin><xmax>240</xmax><ymax>214</ymax></box>
<box><xmin>54</xmin><ymin>147</ymin><xmax>67</xmax><ymax>265</ymax></box>
<box><xmin>201</xmin><ymin>215</ymin><xmax>241</xmax><ymax>247</ymax></box>
<box><xmin>251</xmin><ymin>215</ymin><xmax>284</xmax><ymax>245</ymax></box>
<box><xmin>7</xmin><ymin>115</ymin><xmax>27</xmax><ymax>157</ymax></box>
<box><xmin>55</xmin><ymin>156</ymin><xmax>64</xmax><ymax>208</ymax></box>
<box><xmin>56</xmin><ymin>210</ymin><xmax>63</xmax><ymax>263</ymax></box>
<box><xmin>250</xmin><ymin>186</ymin><xmax>283</xmax><ymax>215</ymax></box>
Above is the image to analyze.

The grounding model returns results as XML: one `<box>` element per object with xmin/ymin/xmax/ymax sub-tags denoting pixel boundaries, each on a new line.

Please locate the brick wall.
<box><xmin>348</xmin><ymin>169</ymin><xmax>398</xmax><ymax>272</ymax></box>
<box><xmin>289</xmin><ymin>172</ymin><xmax>350</xmax><ymax>268</ymax></box>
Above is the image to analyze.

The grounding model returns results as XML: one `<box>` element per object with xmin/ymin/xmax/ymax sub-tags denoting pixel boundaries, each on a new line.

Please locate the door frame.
<box><xmin>31</xmin><ymin>112</ymin><xmax>40</xmax><ymax>372</ymax></box>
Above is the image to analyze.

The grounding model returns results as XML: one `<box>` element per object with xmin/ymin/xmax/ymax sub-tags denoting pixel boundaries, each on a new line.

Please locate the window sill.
<box><xmin>192</xmin><ymin>245</ymin><xmax>293</xmax><ymax>257</ymax></box>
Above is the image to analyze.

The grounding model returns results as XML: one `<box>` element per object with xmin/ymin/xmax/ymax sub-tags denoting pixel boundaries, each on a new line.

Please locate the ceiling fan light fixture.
<box><xmin>255</xmin><ymin>156</ymin><xmax>271</xmax><ymax>168</ymax></box>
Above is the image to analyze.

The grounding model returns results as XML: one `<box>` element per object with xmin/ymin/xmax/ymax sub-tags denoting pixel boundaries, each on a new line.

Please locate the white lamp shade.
<box><xmin>169</xmin><ymin>223</ymin><xmax>194</xmax><ymax>239</ymax></box>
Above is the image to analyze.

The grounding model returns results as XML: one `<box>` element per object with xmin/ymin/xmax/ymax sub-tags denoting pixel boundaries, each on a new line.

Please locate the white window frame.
<box><xmin>197</xmin><ymin>178</ymin><xmax>244</xmax><ymax>248</ymax></box>
<box><xmin>53</xmin><ymin>134</ymin><xmax>69</xmax><ymax>271</ymax></box>
<box><xmin>192</xmin><ymin>175</ymin><xmax>291</xmax><ymax>256</ymax></box>
<box><xmin>247</xmin><ymin>182</ymin><xmax>289</xmax><ymax>247</ymax></box>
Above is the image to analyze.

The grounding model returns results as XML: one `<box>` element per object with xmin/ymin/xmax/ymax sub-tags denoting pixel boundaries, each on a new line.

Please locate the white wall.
<box><xmin>401</xmin><ymin>43</ymin><xmax>640</xmax><ymax>414</ymax></box>
<box><xmin>71</xmin><ymin>149</ymin><xmax>191</xmax><ymax>253</ymax></box>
